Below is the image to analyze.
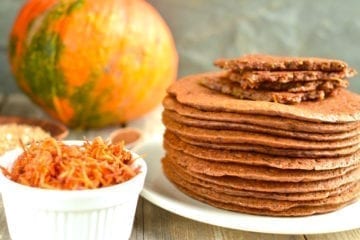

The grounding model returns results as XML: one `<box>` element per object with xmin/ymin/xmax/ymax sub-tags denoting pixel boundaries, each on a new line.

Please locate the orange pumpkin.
<box><xmin>9</xmin><ymin>0</ymin><xmax>178</xmax><ymax>128</ymax></box>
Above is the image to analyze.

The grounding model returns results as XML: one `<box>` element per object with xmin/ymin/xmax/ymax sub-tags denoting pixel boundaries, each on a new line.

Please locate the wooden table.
<box><xmin>0</xmin><ymin>93</ymin><xmax>359</xmax><ymax>240</ymax></box>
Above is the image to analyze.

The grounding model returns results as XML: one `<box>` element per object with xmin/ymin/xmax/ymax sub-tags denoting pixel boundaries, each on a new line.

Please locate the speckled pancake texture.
<box><xmin>161</xmin><ymin>55</ymin><xmax>360</xmax><ymax>217</ymax></box>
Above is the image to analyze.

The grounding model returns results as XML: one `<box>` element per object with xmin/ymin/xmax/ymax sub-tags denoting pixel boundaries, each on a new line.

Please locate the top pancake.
<box><xmin>167</xmin><ymin>72</ymin><xmax>360</xmax><ymax>123</ymax></box>
<box><xmin>162</xmin><ymin>96</ymin><xmax>360</xmax><ymax>133</ymax></box>
<box><xmin>214</xmin><ymin>54</ymin><xmax>350</xmax><ymax>72</ymax></box>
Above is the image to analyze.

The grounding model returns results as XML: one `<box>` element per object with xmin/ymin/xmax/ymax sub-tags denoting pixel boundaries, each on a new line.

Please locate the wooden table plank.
<box><xmin>0</xmin><ymin>197</ymin><xmax>10</xmax><ymax>240</ymax></box>
<box><xmin>306</xmin><ymin>230</ymin><xmax>360</xmax><ymax>240</ymax></box>
<box><xmin>130</xmin><ymin>197</ymin><xmax>145</xmax><ymax>240</ymax></box>
<box><xmin>141</xmin><ymin>199</ymin><xmax>305</xmax><ymax>240</ymax></box>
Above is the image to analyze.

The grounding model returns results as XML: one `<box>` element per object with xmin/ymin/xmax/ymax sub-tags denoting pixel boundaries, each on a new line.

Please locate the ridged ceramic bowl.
<box><xmin>0</xmin><ymin>140</ymin><xmax>147</xmax><ymax>240</ymax></box>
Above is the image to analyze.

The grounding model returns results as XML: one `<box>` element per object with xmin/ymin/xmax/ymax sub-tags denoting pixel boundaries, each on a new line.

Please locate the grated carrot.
<box><xmin>0</xmin><ymin>137</ymin><xmax>140</xmax><ymax>190</ymax></box>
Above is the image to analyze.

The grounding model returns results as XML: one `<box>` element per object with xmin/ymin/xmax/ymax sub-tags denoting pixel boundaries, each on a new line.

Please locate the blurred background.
<box><xmin>1</xmin><ymin>0</ymin><xmax>360</xmax><ymax>93</ymax></box>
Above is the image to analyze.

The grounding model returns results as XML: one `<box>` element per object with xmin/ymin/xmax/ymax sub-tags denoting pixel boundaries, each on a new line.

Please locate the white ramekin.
<box><xmin>0</xmin><ymin>140</ymin><xmax>147</xmax><ymax>240</ymax></box>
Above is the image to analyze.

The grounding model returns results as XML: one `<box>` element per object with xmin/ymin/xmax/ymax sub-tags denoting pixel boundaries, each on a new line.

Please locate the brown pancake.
<box><xmin>236</xmin><ymin>78</ymin><xmax>349</xmax><ymax>93</ymax></box>
<box><xmin>167</xmin><ymin>72</ymin><xmax>360</xmax><ymax>123</ymax></box>
<box><xmin>200</xmin><ymin>74</ymin><xmax>331</xmax><ymax>104</ymax></box>
<box><xmin>172</xmin><ymin>182</ymin><xmax>358</xmax><ymax>217</ymax></box>
<box><xmin>163</xmin><ymin>116</ymin><xmax>360</xmax><ymax>150</ymax></box>
<box><xmin>163</xmin><ymin>96</ymin><xmax>360</xmax><ymax>133</ymax></box>
<box><xmin>173</xmin><ymin>176</ymin><xmax>360</xmax><ymax>211</ymax></box>
<box><xmin>176</xmin><ymin>134</ymin><xmax>360</xmax><ymax>158</ymax></box>
<box><xmin>164</xmin><ymin>157</ymin><xmax>357</xmax><ymax>201</ymax></box>
<box><xmin>164</xmin><ymin>132</ymin><xmax>360</xmax><ymax>170</ymax></box>
<box><xmin>164</xmin><ymin>146</ymin><xmax>359</xmax><ymax>182</ymax></box>
<box><xmin>163</xmin><ymin>158</ymin><xmax>360</xmax><ymax>215</ymax></box>
<box><xmin>162</xmin><ymin>156</ymin><xmax>360</xmax><ymax>193</ymax></box>
<box><xmin>163</xmin><ymin>110</ymin><xmax>360</xmax><ymax>141</ymax></box>
<box><xmin>214</xmin><ymin>54</ymin><xmax>352</xmax><ymax>72</ymax></box>
<box><xmin>164</xmin><ymin>160</ymin><xmax>360</xmax><ymax>210</ymax></box>
<box><xmin>227</xmin><ymin>70</ymin><xmax>354</xmax><ymax>86</ymax></box>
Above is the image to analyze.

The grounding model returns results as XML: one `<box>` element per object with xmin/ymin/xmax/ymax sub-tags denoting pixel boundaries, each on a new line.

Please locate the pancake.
<box><xmin>164</xmin><ymin>160</ymin><xmax>360</xmax><ymax>210</ymax></box>
<box><xmin>164</xmin><ymin>132</ymin><xmax>360</xmax><ymax>170</ymax></box>
<box><xmin>167</xmin><ymin>72</ymin><xmax>360</xmax><ymax>123</ymax></box>
<box><xmin>164</xmin><ymin>145</ymin><xmax>359</xmax><ymax>182</ymax></box>
<box><xmin>174</xmin><ymin>184</ymin><xmax>358</xmax><ymax>216</ymax></box>
<box><xmin>163</xmin><ymin>157</ymin><xmax>360</xmax><ymax>216</ymax></box>
<box><xmin>214</xmin><ymin>54</ymin><xmax>352</xmax><ymax>72</ymax></box>
<box><xmin>200</xmin><ymin>74</ymin><xmax>331</xmax><ymax>104</ymax></box>
<box><xmin>163</xmin><ymin>96</ymin><xmax>360</xmax><ymax>133</ymax></box>
<box><xmin>163</xmin><ymin>110</ymin><xmax>360</xmax><ymax>141</ymax></box>
<box><xmin>165</xmin><ymin>149</ymin><xmax>359</xmax><ymax>183</ymax></box>
<box><xmin>164</xmin><ymin>157</ymin><xmax>357</xmax><ymax>201</ymax></box>
<box><xmin>163</xmin><ymin>116</ymin><xmax>360</xmax><ymax>150</ymax></box>
<box><xmin>227</xmin><ymin>70</ymin><xmax>354</xmax><ymax>86</ymax></box>
<box><xmin>163</xmin><ymin>156</ymin><xmax>360</xmax><ymax>193</ymax></box>
<box><xmin>232</xmin><ymin>77</ymin><xmax>349</xmax><ymax>93</ymax></box>
<box><xmin>176</xmin><ymin>134</ymin><xmax>360</xmax><ymax>158</ymax></box>
<box><xmin>173</xmin><ymin>176</ymin><xmax>360</xmax><ymax>211</ymax></box>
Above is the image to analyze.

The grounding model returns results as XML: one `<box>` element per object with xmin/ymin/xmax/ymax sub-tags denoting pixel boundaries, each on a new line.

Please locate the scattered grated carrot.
<box><xmin>0</xmin><ymin>137</ymin><xmax>140</xmax><ymax>190</ymax></box>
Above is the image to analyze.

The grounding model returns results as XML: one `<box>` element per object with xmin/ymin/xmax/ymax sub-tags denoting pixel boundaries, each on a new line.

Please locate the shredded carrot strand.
<box><xmin>1</xmin><ymin>137</ymin><xmax>140</xmax><ymax>190</ymax></box>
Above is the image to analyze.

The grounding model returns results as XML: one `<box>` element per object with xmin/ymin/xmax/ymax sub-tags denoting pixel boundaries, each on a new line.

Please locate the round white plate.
<box><xmin>135</xmin><ymin>139</ymin><xmax>360</xmax><ymax>235</ymax></box>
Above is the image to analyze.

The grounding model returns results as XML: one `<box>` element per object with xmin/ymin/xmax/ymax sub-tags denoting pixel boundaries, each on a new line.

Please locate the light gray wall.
<box><xmin>0</xmin><ymin>0</ymin><xmax>24</xmax><ymax>93</ymax></box>
<box><xmin>1</xmin><ymin>0</ymin><xmax>360</xmax><ymax>93</ymax></box>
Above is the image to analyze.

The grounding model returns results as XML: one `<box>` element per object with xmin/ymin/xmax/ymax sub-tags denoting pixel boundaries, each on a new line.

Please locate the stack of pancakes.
<box><xmin>161</xmin><ymin>54</ymin><xmax>360</xmax><ymax>216</ymax></box>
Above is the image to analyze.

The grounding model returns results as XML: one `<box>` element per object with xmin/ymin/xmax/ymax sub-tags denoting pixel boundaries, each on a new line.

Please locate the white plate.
<box><xmin>136</xmin><ymin>139</ymin><xmax>360</xmax><ymax>235</ymax></box>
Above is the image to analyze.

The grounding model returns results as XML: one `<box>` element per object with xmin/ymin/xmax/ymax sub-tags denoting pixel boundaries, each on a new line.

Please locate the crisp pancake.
<box><xmin>167</xmin><ymin>72</ymin><xmax>360</xmax><ymax>122</ymax></box>
<box><xmin>163</xmin><ymin>96</ymin><xmax>360</xmax><ymax>133</ymax></box>
<box><xmin>214</xmin><ymin>54</ymin><xmax>352</xmax><ymax>72</ymax></box>
<box><xmin>163</xmin><ymin>110</ymin><xmax>360</xmax><ymax>141</ymax></box>
<box><xmin>227</xmin><ymin>70</ymin><xmax>354</xmax><ymax>85</ymax></box>
<box><xmin>163</xmin><ymin>116</ymin><xmax>360</xmax><ymax>150</ymax></box>
<box><xmin>164</xmin><ymin>132</ymin><xmax>360</xmax><ymax>170</ymax></box>
<box><xmin>200</xmin><ymin>75</ymin><xmax>331</xmax><ymax>104</ymax></box>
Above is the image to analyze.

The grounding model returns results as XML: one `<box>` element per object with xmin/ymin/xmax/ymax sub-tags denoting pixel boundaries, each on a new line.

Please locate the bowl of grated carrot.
<box><xmin>0</xmin><ymin>136</ymin><xmax>147</xmax><ymax>240</ymax></box>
